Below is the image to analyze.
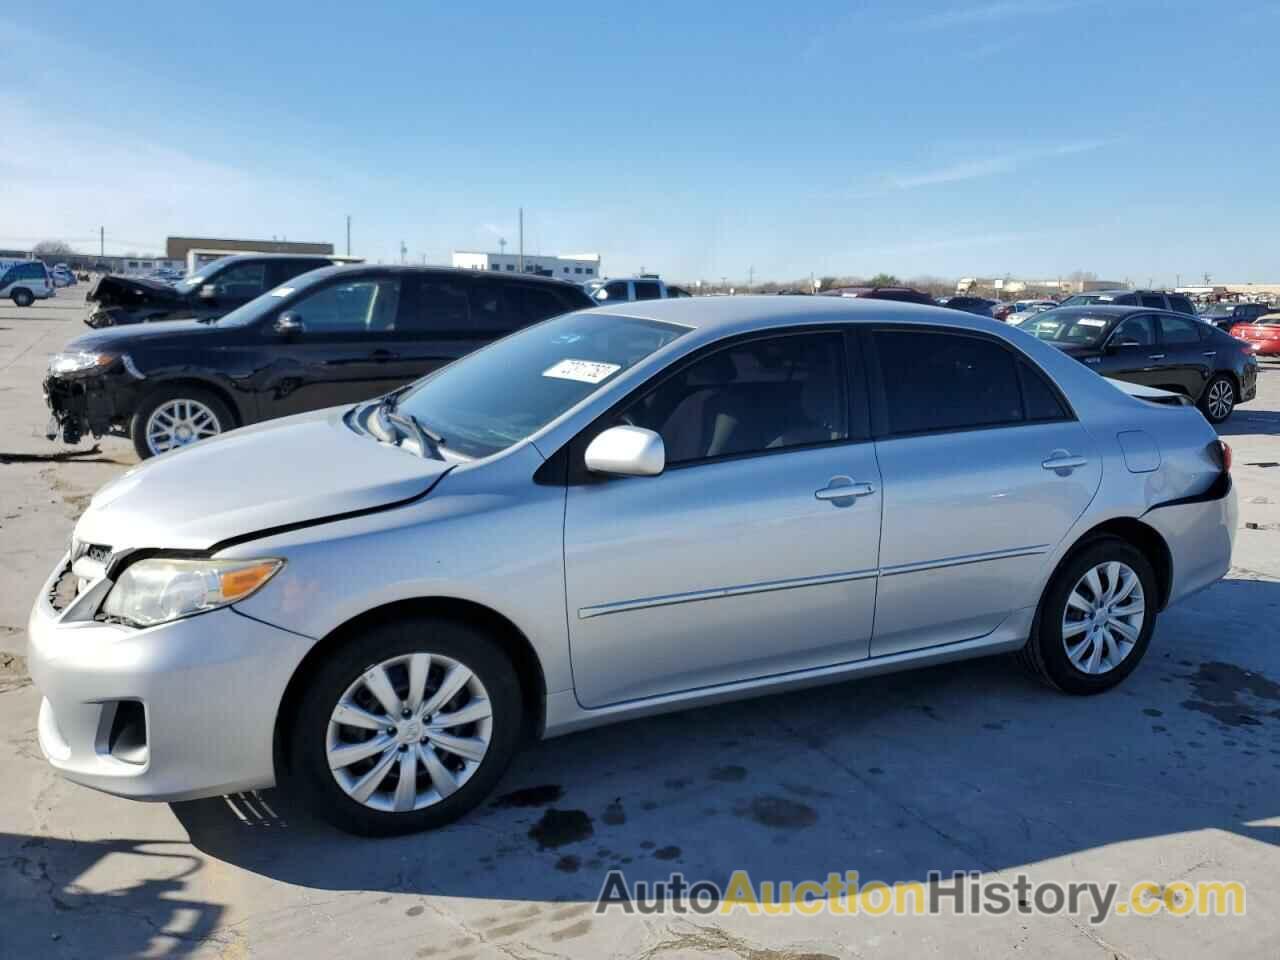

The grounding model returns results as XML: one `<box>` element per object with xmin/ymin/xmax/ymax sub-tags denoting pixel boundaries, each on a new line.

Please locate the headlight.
<box><xmin>49</xmin><ymin>351</ymin><xmax>116</xmax><ymax>376</ymax></box>
<box><xmin>102</xmin><ymin>558</ymin><xmax>283</xmax><ymax>628</ymax></box>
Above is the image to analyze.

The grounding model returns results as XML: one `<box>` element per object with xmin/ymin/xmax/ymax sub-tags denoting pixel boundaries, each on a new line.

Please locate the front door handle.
<box><xmin>1202</xmin><ymin>351</ymin><xmax>1217</xmax><ymax>357</ymax></box>
<box><xmin>1042</xmin><ymin>453</ymin><xmax>1088</xmax><ymax>472</ymax></box>
<box><xmin>1147</xmin><ymin>353</ymin><xmax>1166</xmax><ymax>361</ymax></box>
<box><xmin>815</xmin><ymin>477</ymin><xmax>876</xmax><ymax>501</ymax></box>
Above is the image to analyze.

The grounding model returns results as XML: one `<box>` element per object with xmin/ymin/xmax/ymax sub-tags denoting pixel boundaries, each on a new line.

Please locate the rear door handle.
<box><xmin>1202</xmin><ymin>351</ymin><xmax>1217</xmax><ymax>357</ymax></box>
<box><xmin>1147</xmin><ymin>353</ymin><xmax>1165</xmax><ymax>361</ymax></box>
<box><xmin>815</xmin><ymin>477</ymin><xmax>876</xmax><ymax>501</ymax></box>
<box><xmin>1042</xmin><ymin>453</ymin><xmax>1088</xmax><ymax>471</ymax></box>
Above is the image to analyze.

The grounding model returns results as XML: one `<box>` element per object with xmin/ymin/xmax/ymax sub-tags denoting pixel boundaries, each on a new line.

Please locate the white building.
<box><xmin>451</xmin><ymin>250</ymin><xmax>601</xmax><ymax>280</ymax></box>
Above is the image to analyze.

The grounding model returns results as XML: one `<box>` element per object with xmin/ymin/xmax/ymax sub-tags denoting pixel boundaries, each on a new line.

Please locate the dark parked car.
<box><xmin>1016</xmin><ymin>305</ymin><xmax>1257</xmax><ymax>423</ymax></box>
<box><xmin>83</xmin><ymin>253</ymin><xmax>345</xmax><ymax>328</ymax></box>
<box><xmin>45</xmin><ymin>266</ymin><xmax>594</xmax><ymax>458</ymax></box>
<box><xmin>1198</xmin><ymin>302</ymin><xmax>1272</xmax><ymax>331</ymax></box>
<box><xmin>939</xmin><ymin>295</ymin><xmax>997</xmax><ymax>317</ymax></box>
<box><xmin>1059</xmin><ymin>289</ymin><xmax>1197</xmax><ymax>316</ymax></box>
<box><xmin>819</xmin><ymin>285</ymin><xmax>935</xmax><ymax>305</ymax></box>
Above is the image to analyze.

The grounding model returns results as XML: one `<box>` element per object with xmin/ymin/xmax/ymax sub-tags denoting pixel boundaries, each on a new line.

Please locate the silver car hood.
<box><xmin>74</xmin><ymin>408</ymin><xmax>450</xmax><ymax>553</ymax></box>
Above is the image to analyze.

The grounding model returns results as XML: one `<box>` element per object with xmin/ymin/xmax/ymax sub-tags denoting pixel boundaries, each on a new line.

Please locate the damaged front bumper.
<box><xmin>44</xmin><ymin>360</ymin><xmax>146</xmax><ymax>444</ymax></box>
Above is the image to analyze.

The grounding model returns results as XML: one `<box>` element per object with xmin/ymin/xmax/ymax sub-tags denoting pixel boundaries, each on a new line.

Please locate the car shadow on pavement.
<box><xmin>1219</xmin><ymin>406</ymin><xmax>1280</xmax><ymax>438</ymax></box>
<box><xmin>168</xmin><ymin>576</ymin><xmax>1280</xmax><ymax>918</ymax></box>
<box><xmin>0</xmin><ymin>834</ymin><xmax>225</xmax><ymax>958</ymax></box>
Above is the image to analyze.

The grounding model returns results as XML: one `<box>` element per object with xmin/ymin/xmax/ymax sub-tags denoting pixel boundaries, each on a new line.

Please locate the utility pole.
<box><xmin>498</xmin><ymin>237</ymin><xmax>507</xmax><ymax>258</ymax></box>
<box><xmin>748</xmin><ymin>265</ymin><xmax>754</xmax><ymax>289</ymax></box>
<box><xmin>399</xmin><ymin>241</ymin><xmax>407</xmax><ymax>265</ymax></box>
<box><xmin>346</xmin><ymin>215</ymin><xmax>351</xmax><ymax>256</ymax></box>
<box><xmin>518</xmin><ymin>208</ymin><xmax>524</xmax><ymax>273</ymax></box>
<box><xmin>99</xmin><ymin>227</ymin><xmax>104</xmax><ymax>258</ymax></box>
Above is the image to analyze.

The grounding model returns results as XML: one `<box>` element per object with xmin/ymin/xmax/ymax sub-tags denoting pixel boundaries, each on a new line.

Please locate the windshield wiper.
<box><xmin>374</xmin><ymin>393</ymin><xmax>445</xmax><ymax>460</ymax></box>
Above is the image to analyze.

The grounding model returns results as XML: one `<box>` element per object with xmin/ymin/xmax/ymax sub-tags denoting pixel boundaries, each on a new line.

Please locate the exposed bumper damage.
<box><xmin>44</xmin><ymin>368</ymin><xmax>144</xmax><ymax>444</ymax></box>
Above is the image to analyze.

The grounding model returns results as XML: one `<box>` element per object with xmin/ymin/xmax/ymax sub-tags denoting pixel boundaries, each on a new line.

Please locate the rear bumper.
<box><xmin>1143</xmin><ymin>477</ymin><xmax>1238</xmax><ymax>608</ymax></box>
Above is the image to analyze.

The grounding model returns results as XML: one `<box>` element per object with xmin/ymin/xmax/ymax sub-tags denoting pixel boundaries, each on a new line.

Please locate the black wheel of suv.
<box><xmin>287</xmin><ymin>616</ymin><xmax>524</xmax><ymax>836</ymax></box>
<box><xmin>1198</xmin><ymin>374</ymin><xmax>1236</xmax><ymax>424</ymax></box>
<box><xmin>11</xmin><ymin>288</ymin><xmax>34</xmax><ymax>307</ymax></box>
<box><xmin>1019</xmin><ymin>537</ymin><xmax>1158</xmax><ymax>695</ymax></box>
<box><xmin>130</xmin><ymin>386</ymin><xmax>234</xmax><ymax>459</ymax></box>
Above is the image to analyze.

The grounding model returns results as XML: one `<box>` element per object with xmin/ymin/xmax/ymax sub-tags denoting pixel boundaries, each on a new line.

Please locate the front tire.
<box><xmin>1019</xmin><ymin>537</ymin><xmax>1157</xmax><ymax>695</ymax></box>
<box><xmin>287</xmin><ymin>617</ymin><xmax>524</xmax><ymax>836</ymax></box>
<box><xmin>11</xmin><ymin>288</ymin><xmax>34</xmax><ymax>307</ymax></box>
<box><xmin>1198</xmin><ymin>374</ymin><xmax>1236</xmax><ymax>424</ymax></box>
<box><xmin>130</xmin><ymin>386</ymin><xmax>233</xmax><ymax>459</ymax></box>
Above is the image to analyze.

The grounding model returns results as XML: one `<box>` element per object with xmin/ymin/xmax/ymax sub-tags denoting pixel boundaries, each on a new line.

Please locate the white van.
<box><xmin>0</xmin><ymin>259</ymin><xmax>55</xmax><ymax>306</ymax></box>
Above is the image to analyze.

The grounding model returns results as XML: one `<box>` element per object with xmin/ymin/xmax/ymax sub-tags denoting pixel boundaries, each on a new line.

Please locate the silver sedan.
<box><xmin>28</xmin><ymin>297</ymin><xmax>1237</xmax><ymax>834</ymax></box>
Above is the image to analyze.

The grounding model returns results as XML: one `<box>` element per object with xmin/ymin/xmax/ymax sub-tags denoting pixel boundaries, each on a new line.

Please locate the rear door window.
<box><xmin>1167</xmin><ymin>295</ymin><xmax>1195</xmax><ymax>315</ymax></box>
<box><xmin>872</xmin><ymin>330</ymin><xmax>1025</xmax><ymax>436</ymax></box>
<box><xmin>468</xmin><ymin>280</ymin><xmax>522</xmax><ymax>334</ymax></box>
<box><xmin>1158</xmin><ymin>314</ymin><xmax>1205</xmax><ymax>345</ymax></box>
<box><xmin>402</xmin><ymin>278</ymin><xmax>470</xmax><ymax>333</ymax></box>
<box><xmin>633</xmin><ymin>281</ymin><xmax>662</xmax><ymax>301</ymax></box>
<box><xmin>1139</xmin><ymin>294</ymin><xmax>1166</xmax><ymax>309</ymax></box>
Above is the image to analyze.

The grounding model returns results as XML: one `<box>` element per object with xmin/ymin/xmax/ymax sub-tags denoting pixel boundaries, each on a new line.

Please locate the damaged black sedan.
<box><xmin>84</xmin><ymin>253</ymin><xmax>342</xmax><ymax>328</ymax></box>
<box><xmin>46</xmin><ymin>264</ymin><xmax>593</xmax><ymax>458</ymax></box>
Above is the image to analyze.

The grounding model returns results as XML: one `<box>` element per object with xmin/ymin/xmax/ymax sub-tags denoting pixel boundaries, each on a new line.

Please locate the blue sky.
<box><xmin>1</xmin><ymin>0</ymin><xmax>1277</xmax><ymax>284</ymax></box>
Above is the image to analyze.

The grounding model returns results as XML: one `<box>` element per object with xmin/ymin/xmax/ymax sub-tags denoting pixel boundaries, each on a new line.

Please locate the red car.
<box><xmin>1231</xmin><ymin>312</ymin><xmax>1280</xmax><ymax>356</ymax></box>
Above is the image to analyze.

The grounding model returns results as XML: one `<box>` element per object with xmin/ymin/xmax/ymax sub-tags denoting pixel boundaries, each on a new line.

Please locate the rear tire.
<box><xmin>130</xmin><ymin>385</ymin><xmax>234</xmax><ymax>459</ymax></box>
<box><xmin>1019</xmin><ymin>537</ymin><xmax>1157</xmax><ymax>695</ymax></box>
<box><xmin>11</xmin><ymin>288</ymin><xmax>34</xmax><ymax>307</ymax></box>
<box><xmin>287</xmin><ymin>617</ymin><xmax>524</xmax><ymax>836</ymax></box>
<box><xmin>1198</xmin><ymin>374</ymin><xmax>1236</xmax><ymax>424</ymax></box>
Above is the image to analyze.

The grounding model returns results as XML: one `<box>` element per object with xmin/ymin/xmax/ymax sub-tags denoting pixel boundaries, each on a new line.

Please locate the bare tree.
<box><xmin>32</xmin><ymin>240</ymin><xmax>77</xmax><ymax>258</ymax></box>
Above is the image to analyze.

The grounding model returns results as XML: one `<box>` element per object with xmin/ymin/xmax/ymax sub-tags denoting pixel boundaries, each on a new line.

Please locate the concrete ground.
<box><xmin>1</xmin><ymin>290</ymin><xmax>1278</xmax><ymax>959</ymax></box>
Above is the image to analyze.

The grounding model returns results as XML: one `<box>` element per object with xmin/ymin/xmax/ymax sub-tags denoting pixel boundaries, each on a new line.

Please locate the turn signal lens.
<box><xmin>219</xmin><ymin>562</ymin><xmax>281</xmax><ymax>601</ymax></box>
<box><xmin>1220</xmin><ymin>440</ymin><xmax>1232</xmax><ymax>473</ymax></box>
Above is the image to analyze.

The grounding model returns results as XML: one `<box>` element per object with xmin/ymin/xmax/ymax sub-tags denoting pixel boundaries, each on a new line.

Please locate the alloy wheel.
<box><xmin>145</xmin><ymin>398</ymin><xmax>221</xmax><ymax>454</ymax></box>
<box><xmin>1061</xmin><ymin>561</ymin><xmax>1145</xmax><ymax>675</ymax></box>
<box><xmin>326</xmin><ymin>653</ymin><xmax>493</xmax><ymax>813</ymax></box>
<box><xmin>1206</xmin><ymin>379</ymin><xmax>1234</xmax><ymax>421</ymax></box>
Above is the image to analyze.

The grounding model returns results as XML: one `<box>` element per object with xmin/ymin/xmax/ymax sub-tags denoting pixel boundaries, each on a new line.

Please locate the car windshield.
<box><xmin>1016</xmin><ymin>309</ymin><xmax>1114</xmax><ymax>346</ymax></box>
<box><xmin>394</xmin><ymin>312</ymin><xmax>689</xmax><ymax>459</ymax></box>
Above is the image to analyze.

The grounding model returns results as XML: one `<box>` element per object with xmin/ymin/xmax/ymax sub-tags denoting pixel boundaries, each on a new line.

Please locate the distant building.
<box><xmin>165</xmin><ymin>236</ymin><xmax>334</xmax><ymax>260</ymax></box>
<box><xmin>452</xmin><ymin>250</ymin><xmax>601</xmax><ymax>279</ymax></box>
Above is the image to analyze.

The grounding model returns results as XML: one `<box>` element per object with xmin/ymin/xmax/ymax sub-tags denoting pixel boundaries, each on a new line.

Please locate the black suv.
<box><xmin>83</xmin><ymin>253</ymin><xmax>344</xmax><ymax>328</ymax></box>
<box><xmin>1198</xmin><ymin>302</ymin><xmax>1272</xmax><ymax>331</ymax></box>
<box><xmin>46</xmin><ymin>266</ymin><xmax>594</xmax><ymax>458</ymax></box>
<box><xmin>1059</xmin><ymin>289</ymin><xmax>1197</xmax><ymax>315</ymax></box>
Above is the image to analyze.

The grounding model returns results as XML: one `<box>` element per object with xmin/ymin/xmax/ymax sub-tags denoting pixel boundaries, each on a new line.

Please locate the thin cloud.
<box><xmin>904</xmin><ymin>0</ymin><xmax>1080</xmax><ymax>30</ymax></box>
<box><xmin>846</xmin><ymin>140</ymin><xmax>1110</xmax><ymax>198</ymax></box>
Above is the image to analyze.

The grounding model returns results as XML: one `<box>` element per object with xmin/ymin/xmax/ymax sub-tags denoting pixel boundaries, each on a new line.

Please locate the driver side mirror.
<box><xmin>584</xmin><ymin>426</ymin><xmax>665</xmax><ymax>477</ymax></box>
<box><xmin>274</xmin><ymin>311</ymin><xmax>305</xmax><ymax>336</ymax></box>
<box><xmin>198</xmin><ymin>284</ymin><xmax>217</xmax><ymax>301</ymax></box>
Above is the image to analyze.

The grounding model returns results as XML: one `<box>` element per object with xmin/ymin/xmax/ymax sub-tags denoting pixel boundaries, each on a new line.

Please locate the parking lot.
<box><xmin>2</xmin><ymin>289</ymin><xmax>1280</xmax><ymax>959</ymax></box>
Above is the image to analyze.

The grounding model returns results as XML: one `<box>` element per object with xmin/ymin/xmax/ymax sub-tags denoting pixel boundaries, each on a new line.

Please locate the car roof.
<box><xmin>299</xmin><ymin>263</ymin><xmax>586</xmax><ymax>288</ymax></box>
<box><xmin>588</xmin><ymin>292</ymin><xmax>996</xmax><ymax>333</ymax></box>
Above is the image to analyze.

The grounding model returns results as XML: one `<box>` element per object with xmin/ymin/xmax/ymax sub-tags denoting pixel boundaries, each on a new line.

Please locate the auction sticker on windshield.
<box><xmin>1078</xmin><ymin>318</ymin><xmax>1107</xmax><ymax>327</ymax></box>
<box><xmin>543</xmin><ymin>359</ymin><xmax>621</xmax><ymax>384</ymax></box>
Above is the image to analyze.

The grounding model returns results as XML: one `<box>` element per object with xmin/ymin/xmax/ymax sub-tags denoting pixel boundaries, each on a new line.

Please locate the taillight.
<box><xmin>1220</xmin><ymin>440</ymin><xmax>1232</xmax><ymax>473</ymax></box>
